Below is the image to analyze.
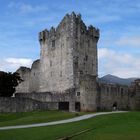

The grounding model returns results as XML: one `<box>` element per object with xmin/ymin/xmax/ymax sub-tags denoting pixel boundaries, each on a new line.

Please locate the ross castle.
<box><xmin>5</xmin><ymin>12</ymin><xmax>139</xmax><ymax>112</ymax></box>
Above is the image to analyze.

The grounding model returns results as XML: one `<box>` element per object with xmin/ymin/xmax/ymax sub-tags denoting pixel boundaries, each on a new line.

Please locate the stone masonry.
<box><xmin>16</xmin><ymin>12</ymin><xmax>99</xmax><ymax>112</ymax></box>
<box><xmin>15</xmin><ymin>12</ymin><xmax>140</xmax><ymax>112</ymax></box>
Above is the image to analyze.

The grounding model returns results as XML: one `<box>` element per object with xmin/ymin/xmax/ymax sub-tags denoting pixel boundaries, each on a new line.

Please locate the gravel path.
<box><xmin>0</xmin><ymin>111</ymin><xmax>127</xmax><ymax>130</ymax></box>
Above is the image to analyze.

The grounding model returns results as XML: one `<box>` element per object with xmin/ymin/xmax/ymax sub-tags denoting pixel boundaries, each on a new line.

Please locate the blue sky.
<box><xmin>0</xmin><ymin>0</ymin><xmax>140</xmax><ymax>78</ymax></box>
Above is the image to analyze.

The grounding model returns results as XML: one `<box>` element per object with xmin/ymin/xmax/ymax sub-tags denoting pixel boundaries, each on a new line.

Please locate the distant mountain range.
<box><xmin>99</xmin><ymin>74</ymin><xmax>139</xmax><ymax>86</ymax></box>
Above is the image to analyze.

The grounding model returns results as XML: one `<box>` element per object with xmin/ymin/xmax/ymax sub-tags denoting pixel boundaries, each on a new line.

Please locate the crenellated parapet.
<box><xmin>39</xmin><ymin>13</ymin><xmax>72</xmax><ymax>44</ymax></box>
<box><xmin>39</xmin><ymin>12</ymin><xmax>99</xmax><ymax>45</ymax></box>
<box><xmin>39</xmin><ymin>29</ymin><xmax>49</xmax><ymax>43</ymax></box>
<box><xmin>129</xmin><ymin>79</ymin><xmax>140</xmax><ymax>110</ymax></box>
<box><xmin>130</xmin><ymin>79</ymin><xmax>140</xmax><ymax>95</ymax></box>
<box><xmin>88</xmin><ymin>25</ymin><xmax>100</xmax><ymax>41</ymax></box>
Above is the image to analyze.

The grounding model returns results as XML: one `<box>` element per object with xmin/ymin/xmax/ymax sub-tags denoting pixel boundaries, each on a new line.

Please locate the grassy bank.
<box><xmin>0</xmin><ymin>110</ymin><xmax>85</xmax><ymax>127</ymax></box>
<box><xmin>0</xmin><ymin>111</ymin><xmax>140</xmax><ymax>140</ymax></box>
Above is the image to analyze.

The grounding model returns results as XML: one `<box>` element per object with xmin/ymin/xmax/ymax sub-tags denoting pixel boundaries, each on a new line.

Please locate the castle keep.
<box><xmin>12</xmin><ymin>12</ymin><xmax>140</xmax><ymax>112</ymax></box>
<box><xmin>16</xmin><ymin>12</ymin><xmax>99</xmax><ymax>111</ymax></box>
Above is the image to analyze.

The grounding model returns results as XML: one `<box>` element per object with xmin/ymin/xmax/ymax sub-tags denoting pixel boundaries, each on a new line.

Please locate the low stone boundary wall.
<box><xmin>0</xmin><ymin>97</ymin><xmax>58</xmax><ymax>113</ymax></box>
<box><xmin>15</xmin><ymin>89</ymin><xmax>75</xmax><ymax>103</ymax></box>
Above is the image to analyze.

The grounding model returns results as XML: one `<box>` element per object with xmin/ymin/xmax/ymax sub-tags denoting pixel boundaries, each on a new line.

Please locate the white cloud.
<box><xmin>116</xmin><ymin>36</ymin><xmax>140</xmax><ymax>47</ymax></box>
<box><xmin>98</xmin><ymin>48</ymin><xmax>140</xmax><ymax>78</ymax></box>
<box><xmin>8</xmin><ymin>2</ymin><xmax>48</xmax><ymax>14</ymax></box>
<box><xmin>0</xmin><ymin>58</ymin><xmax>33</xmax><ymax>72</ymax></box>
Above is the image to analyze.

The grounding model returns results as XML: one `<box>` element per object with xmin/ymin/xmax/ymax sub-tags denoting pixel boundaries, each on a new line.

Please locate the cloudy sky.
<box><xmin>0</xmin><ymin>0</ymin><xmax>140</xmax><ymax>78</ymax></box>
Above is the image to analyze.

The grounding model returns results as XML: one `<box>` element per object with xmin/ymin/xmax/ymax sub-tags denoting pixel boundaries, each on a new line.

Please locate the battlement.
<box><xmin>39</xmin><ymin>12</ymin><xmax>99</xmax><ymax>44</ymax></box>
<box><xmin>16</xmin><ymin>66</ymin><xmax>31</xmax><ymax>74</ymax></box>
<box><xmin>31</xmin><ymin>59</ymin><xmax>40</xmax><ymax>69</ymax></box>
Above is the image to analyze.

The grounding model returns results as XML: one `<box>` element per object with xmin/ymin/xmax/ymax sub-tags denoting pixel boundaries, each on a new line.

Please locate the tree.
<box><xmin>0</xmin><ymin>71</ymin><xmax>22</xmax><ymax>97</ymax></box>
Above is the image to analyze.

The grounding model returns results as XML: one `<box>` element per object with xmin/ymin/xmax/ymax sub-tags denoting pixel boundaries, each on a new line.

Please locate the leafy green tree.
<box><xmin>0</xmin><ymin>71</ymin><xmax>22</xmax><ymax>97</ymax></box>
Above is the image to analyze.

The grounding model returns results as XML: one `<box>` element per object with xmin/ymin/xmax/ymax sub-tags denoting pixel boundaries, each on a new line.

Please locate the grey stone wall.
<box><xmin>77</xmin><ymin>75</ymin><xmax>98</xmax><ymax>111</ymax></box>
<box><xmin>29</xmin><ymin>59</ymin><xmax>40</xmax><ymax>92</ymax></box>
<box><xmin>15</xmin><ymin>91</ymin><xmax>74</xmax><ymax>102</ymax></box>
<box><xmin>39</xmin><ymin>14</ymin><xmax>74</xmax><ymax>92</ymax></box>
<box><xmin>71</xmin><ymin>13</ymin><xmax>99</xmax><ymax>111</ymax></box>
<box><xmin>38</xmin><ymin>12</ymin><xmax>99</xmax><ymax>94</ymax></box>
<box><xmin>0</xmin><ymin>97</ymin><xmax>58</xmax><ymax>113</ymax></box>
<box><xmin>129</xmin><ymin>79</ymin><xmax>140</xmax><ymax>110</ymax></box>
<box><xmin>98</xmin><ymin>83</ymin><xmax>130</xmax><ymax>110</ymax></box>
<box><xmin>15</xmin><ymin>88</ymin><xmax>76</xmax><ymax>112</ymax></box>
<box><xmin>16</xmin><ymin>67</ymin><xmax>31</xmax><ymax>93</ymax></box>
<box><xmin>15</xmin><ymin>12</ymin><xmax>100</xmax><ymax>112</ymax></box>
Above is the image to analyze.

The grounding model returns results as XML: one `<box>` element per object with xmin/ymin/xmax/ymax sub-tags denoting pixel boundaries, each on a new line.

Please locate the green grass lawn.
<box><xmin>0</xmin><ymin>111</ymin><xmax>140</xmax><ymax>140</ymax></box>
<box><xmin>0</xmin><ymin>110</ymin><xmax>85</xmax><ymax>127</ymax></box>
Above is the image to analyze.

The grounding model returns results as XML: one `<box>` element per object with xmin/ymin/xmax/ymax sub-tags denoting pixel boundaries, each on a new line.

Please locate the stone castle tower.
<box><xmin>16</xmin><ymin>12</ymin><xmax>100</xmax><ymax>111</ymax></box>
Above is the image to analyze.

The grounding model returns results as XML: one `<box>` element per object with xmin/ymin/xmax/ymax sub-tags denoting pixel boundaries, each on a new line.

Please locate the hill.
<box><xmin>99</xmin><ymin>74</ymin><xmax>138</xmax><ymax>86</ymax></box>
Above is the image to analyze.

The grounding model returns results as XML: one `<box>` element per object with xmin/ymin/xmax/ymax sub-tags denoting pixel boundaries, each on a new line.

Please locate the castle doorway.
<box><xmin>112</xmin><ymin>102</ymin><xmax>118</xmax><ymax>111</ymax></box>
<box><xmin>58</xmin><ymin>102</ymin><xmax>69</xmax><ymax>111</ymax></box>
<box><xmin>75</xmin><ymin>102</ymin><xmax>80</xmax><ymax>112</ymax></box>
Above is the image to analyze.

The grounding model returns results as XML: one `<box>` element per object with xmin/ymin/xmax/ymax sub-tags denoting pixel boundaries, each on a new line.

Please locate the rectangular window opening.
<box><xmin>76</xmin><ymin>92</ymin><xmax>80</xmax><ymax>96</ymax></box>
<box><xmin>52</xmin><ymin>40</ymin><xmax>55</xmax><ymax>48</ymax></box>
<box><xmin>60</xmin><ymin>71</ymin><xmax>62</xmax><ymax>77</ymax></box>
